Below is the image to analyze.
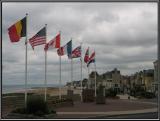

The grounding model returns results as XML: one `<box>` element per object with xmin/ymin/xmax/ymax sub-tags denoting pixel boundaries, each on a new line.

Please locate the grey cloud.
<box><xmin>2</xmin><ymin>2</ymin><xmax>157</xmax><ymax>85</ymax></box>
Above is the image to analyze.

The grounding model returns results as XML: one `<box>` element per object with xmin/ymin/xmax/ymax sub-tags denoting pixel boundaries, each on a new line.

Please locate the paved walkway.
<box><xmin>55</xmin><ymin>99</ymin><xmax>158</xmax><ymax>119</ymax></box>
<box><xmin>117</xmin><ymin>94</ymin><xmax>137</xmax><ymax>100</ymax></box>
<box><xmin>56</xmin><ymin>108</ymin><xmax>157</xmax><ymax>119</ymax></box>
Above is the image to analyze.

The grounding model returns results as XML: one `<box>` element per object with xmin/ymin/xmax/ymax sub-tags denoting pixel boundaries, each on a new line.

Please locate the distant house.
<box><xmin>129</xmin><ymin>69</ymin><xmax>154</xmax><ymax>92</ymax></box>
<box><xmin>65</xmin><ymin>66</ymin><xmax>156</xmax><ymax>94</ymax></box>
<box><xmin>66</xmin><ymin>79</ymin><xmax>87</xmax><ymax>89</ymax></box>
<box><xmin>111</xmin><ymin>68</ymin><xmax>121</xmax><ymax>88</ymax></box>
<box><xmin>153</xmin><ymin>60</ymin><xmax>159</xmax><ymax>94</ymax></box>
<box><xmin>89</xmin><ymin>68</ymin><xmax>122</xmax><ymax>92</ymax></box>
<box><xmin>66</xmin><ymin>82</ymin><xmax>71</xmax><ymax>87</ymax></box>
<box><xmin>135</xmin><ymin>71</ymin><xmax>143</xmax><ymax>85</ymax></box>
<box><xmin>89</xmin><ymin>71</ymin><xmax>101</xmax><ymax>89</ymax></box>
<box><xmin>101</xmin><ymin>71</ymin><xmax>114</xmax><ymax>89</ymax></box>
<box><xmin>142</xmin><ymin>69</ymin><xmax>154</xmax><ymax>92</ymax></box>
<box><xmin>121</xmin><ymin>75</ymin><xmax>131</xmax><ymax>93</ymax></box>
<box><xmin>82</xmin><ymin>78</ymin><xmax>88</xmax><ymax>88</ymax></box>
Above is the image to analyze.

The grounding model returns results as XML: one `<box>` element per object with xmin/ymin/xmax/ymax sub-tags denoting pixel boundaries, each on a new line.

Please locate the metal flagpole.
<box><xmin>94</xmin><ymin>51</ymin><xmax>97</xmax><ymax>97</ymax></box>
<box><xmin>80</xmin><ymin>43</ymin><xmax>83</xmax><ymax>101</ymax></box>
<box><xmin>59</xmin><ymin>31</ymin><xmax>62</xmax><ymax>100</ymax></box>
<box><xmin>71</xmin><ymin>53</ymin><xmax>73</xmax><ymax>90</ymax></box>
<box><xmin>71</xmin><ymin>38</ymin><xmax>73</xmax><ymax>90</ymax></box>
<box><xmin>158</xmin><ymin>2</ymin><xmax>160</xmax><ymax>119</ymax></box>
<box><xmin>88</xmin><ymin>66</ymin><xmax>90</xmax><ymax>89</ymax></box>
<box><xmin>88</xmin><ymin>47</ymin><xmax>90</xmax><ymax>89</ymax></box>
<box><xmin>25</xmin><ymin>13</ymin><xmax>28</xmax><ymax>109</ymax></box>
<box><xmin>59</xmin><ymin>55</ymin><xmax>62</xmax><ymax>99</ymax></box>
<box><xmin>44</xmin><ymin>24</ymin><xmax>47</xmax><ymax>102</ymax></box>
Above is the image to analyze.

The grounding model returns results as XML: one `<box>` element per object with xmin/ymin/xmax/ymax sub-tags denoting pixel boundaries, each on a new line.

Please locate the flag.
<box><xmin>87</xmin><ymin>51</ymin><xmax>95</xmax><ymax>67</ymax></box>
<box><xmin>29</xmin><ymin>27</ymin><xmax>46</xmax><ymax>50</ymax></box>
<box><xmin>84</xmin><ymin>47</ymin><xmax>89</xmax><ymax>63</ymax></box>
<box><xmin>57</xmin><ymin>47</ymin><xmax>64</xmax><ymax>56</ymax></box>
<box><xmin>8</xmin><ymin>17</ymin><xmax>26</xmax><ymax>42</ymax></box>
<box><xmin>44</xmin><ymin>33</ymin><xmax>60</xmax><ymax>51</ymax></box>
<box><xmin>72</xmin><ymin>46</ymin><xmax>81</xmax><ymax>58</ymax></box>
<box><xmin>57</xmin><ymin>40</ymin><xmax>72</xmax><ymax>58</ymax></box>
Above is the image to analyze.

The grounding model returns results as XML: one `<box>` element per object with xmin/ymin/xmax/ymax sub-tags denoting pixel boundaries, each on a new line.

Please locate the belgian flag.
<box><xmin>8</xmin><ymin>17</ymin><xmax>26</xmax><ymax>42</ymax></box>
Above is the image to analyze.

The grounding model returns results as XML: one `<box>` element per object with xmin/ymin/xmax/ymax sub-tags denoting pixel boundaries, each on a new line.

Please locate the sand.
<box><xmin>25</xmin><ymin>86</ymin><xmax>82</xmax><ymax>96</ymax></box>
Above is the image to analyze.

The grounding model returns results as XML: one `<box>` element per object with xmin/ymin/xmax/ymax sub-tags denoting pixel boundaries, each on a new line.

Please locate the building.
<box><xmin>91</xmin><ymin>68</ymin><xmax>122</xmax><ymax>91</ymax></box>
<box><xmin>128</xmin><ymin>69</ymin><xmax>154</xmax><ymax>92</ymax></box>
<box><xmin>111</xmin><ymin>68</ymin><xmax>121</xmax><ymax>87</ymax></box>
<box><xmin>101</xmin><ymin>71</ymin><xmax>113</xmax><ymax>89</ymax></box>
<box><xmin>153</xmin><ymin>60</ymin><xmax>159</xmax><ymax>94</ymax></box>
<box><xmin>121</xmin><ymin>75</ymin><xmax>131</xmax><ymax>93</ymax></box>
<box><xmin>82</xmin><ymin>78</ymin><xmax>88</xmax><ymax>89</ymax></box>
<box><xmin>89</xmin><ymin>71</ymin><xmax>102</xmax><ymax>89</ymax></box>
<box><xmin>135</xmin><ymin>71</ymin><xmax>143</xmax><ymax>85</ymax></box>
<box><xmin>142</xmin><ymin>69</ymin><xmax>154</xmax><ymax>92</ymax></box>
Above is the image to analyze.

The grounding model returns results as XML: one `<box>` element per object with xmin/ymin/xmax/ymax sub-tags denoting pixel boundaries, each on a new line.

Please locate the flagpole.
<box><xmin>158</xmin><ymin>2</ymin><xmax>160</xmax><ymax>119</ymax></box>
<box><xmin>71</xmin><ymin>57</ymin><xmax>73</xmax><ymax>89</ymax></box>
<box><xmin>59</xmin><ymin>31</ymin><xmax>62</xmax><ymax>100</ymax></box>
<box><xmin>25</xmin><ymin>13</ymin><xmax>28</xmax><ymax>109</ymax></box>
<box><xmin>94</xmin><ymin>50</ymin><xmax>97</xmax><ymax>97</ymax></box>
<box><xmin>88</xmin><ymin>47</ymin><xmax>90</xmax><ymax>89</ymax></box>
<box><xmin>59</xmin><ymin>55</ymin><xmax>62</xmax><ymax>99</ymax></box>
<box><xmin>88</xmin><ymin>66</ymin><xmax>90</xmax><ymax>89</ymax></box>
<box><xmin>80</xmin><ymin>42</ymin><xmax>83</xmax><ymax>101</ymax></box>
<box><xmin>45</xmin><ymin>24</ymin><xmax>47</xmax><ymax>102</ymax></box>
<box><xmin>71</xmin><ymin>38</ymin><xmax>73</xmax><ymax>90</ymax></box>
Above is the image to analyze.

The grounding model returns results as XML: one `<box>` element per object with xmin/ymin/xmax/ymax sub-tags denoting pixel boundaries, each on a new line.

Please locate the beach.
<box><xmin>12</xmin><ymin>86</ymin><xmax>81</xmax><ymax>96</ymax></box>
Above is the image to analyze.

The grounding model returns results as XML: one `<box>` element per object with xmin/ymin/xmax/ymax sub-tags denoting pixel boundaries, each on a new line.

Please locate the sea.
<box><xmin>2</xmin><ymin>84</ymin><xmax>63</xmax><ymax>94</ymax></box>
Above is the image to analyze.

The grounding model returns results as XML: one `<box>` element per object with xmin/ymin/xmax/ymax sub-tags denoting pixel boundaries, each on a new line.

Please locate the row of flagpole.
<box><xmin>8</xmin><ymin>14</ymin><xmax>97</xmax><ymax>108</ymax></box>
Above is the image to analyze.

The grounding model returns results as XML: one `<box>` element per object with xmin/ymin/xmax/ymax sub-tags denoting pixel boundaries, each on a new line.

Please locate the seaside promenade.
<box><xmin>55</xmin><ymin>98</ymin><xmax>158</xmax><ymax>119</ymax></box>
<box><xmin>2</xmin><ymin>87</ymin><xmax>158</xmax><ymax>119</ymax></box>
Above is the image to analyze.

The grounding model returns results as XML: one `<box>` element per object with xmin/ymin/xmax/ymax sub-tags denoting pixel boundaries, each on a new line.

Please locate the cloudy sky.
<box><xmin>2</xmin><ymin>2</ymin><xmax>157</xmax><ymax>85</ymax></box>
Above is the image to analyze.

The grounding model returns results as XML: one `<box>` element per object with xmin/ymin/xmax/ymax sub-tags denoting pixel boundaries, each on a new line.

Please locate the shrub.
<box><xmin>26</xmin><ymin>95</ymin><xmax>49</xmax><ymax>115</ymax></box>
<box><xmin>144</xmin><ymin>92</ymin><xmax>155</xmax><ymax>99</ymax></box>
<box><xmin>105</xmin><ymin>88</ymin><xmax>117</xmax><ymax>97</ymax></box>
<box><xmin>50</xmin><ymin>110</ymin><xmax>56</xmax><ymax>114</ymax></box>
<box><xmin>130</xmin><ymin>89</ymin><xmax>135</xmax><ymax>96</ymax></box>
<box><xmin>11</xmin><ymin>107</ymin><xmax>26</xmax><ymax>114</ymax></box>
<box><xmin>34</xmin><ymin>110</ymin><xmax>45</xmax><ymax>116</ymax></box>
<box><xmin>134</xmin><ymin>91</ymin><xmax>155</xmax><ymax>99</ymax></box>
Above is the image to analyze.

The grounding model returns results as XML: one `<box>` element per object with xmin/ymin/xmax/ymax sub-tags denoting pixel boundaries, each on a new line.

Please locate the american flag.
<box><xmin>72</xmin><ymin>46</ymin><xmax>81</xmax><ymax>58</ymax></box>
<box><xmin>29</xmin><ymin>27</ymin><xmax>46</xmax><ymax>49</ymax></box>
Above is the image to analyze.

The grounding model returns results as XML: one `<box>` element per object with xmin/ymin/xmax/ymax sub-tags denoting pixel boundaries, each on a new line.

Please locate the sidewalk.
<box><xmin>117</xmin><ymin>94</ymin><xmax>137</xmax><ymax>100</ymax></box>
<box><xmin>57</xmin><ymin>108</ymin><xmax>157</xmax><ymax>115</ymax></box>
<box><xmin>56</xmin><ymin>108</ymin><xmax>157</xmax><ymax>119</ymax></box>
<box><xmin>55</xmin><ymin>99</ymin><xmax>158</xmax><ymax>119</ymax></box>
